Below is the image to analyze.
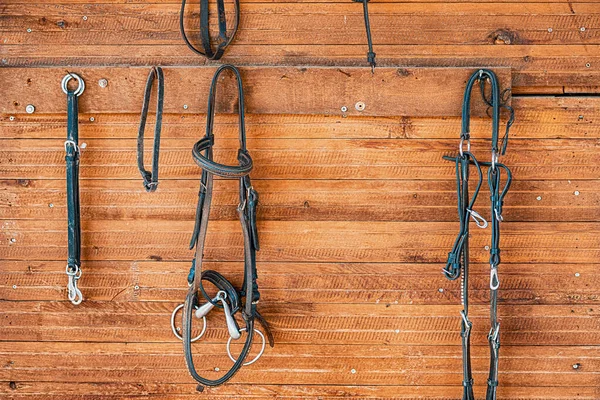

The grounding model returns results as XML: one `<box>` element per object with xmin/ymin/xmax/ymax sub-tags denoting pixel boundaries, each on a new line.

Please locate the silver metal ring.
<box><xmin>61</xmin><ymin>73</ymin><xmax>85</xmax><ymax>96</ymax></box>
<box><xmin>226</xmin><ymin>327</ymin><xmax>266</xmax><ymax>366</ymax></box>
<box><xmin>65</xmin><ymin>264</ymin><xmax>80</xmax><ymax>277</ymax></box>
<box><xmin>170</xmin><ymin>303</ymin><xmax>207</xmax><ymax>343</ymax></box>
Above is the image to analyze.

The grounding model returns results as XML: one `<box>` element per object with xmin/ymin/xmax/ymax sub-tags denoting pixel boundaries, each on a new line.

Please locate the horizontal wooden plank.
<box><xmin>2</xmin><ymin>219</ymin><xmax>599</xmax><ymax>263</ymax></box>
<box><xmin>1</xmin><ymin>138</ymin><xmax>598</xmax><ymax>181</ymax></box>
<box><xmin>2</xmin><ymin>383</ymin><xmax>599</xmax><ymax>400</ymax></box>
<box><xmin>0</xmin><ymin>67</ymin><xmax>510</xmax><ymax>117</ymax></box>
<box><xmin>1</xmin><ymin>179</ymin><xmax>595</xmax><ymax>222</ymax></box>
<box><xmin>0</xmin><ymin>260</ymin><xmax>597</xmax><ymax>305</ymax></box>
<box><xmin>0</xmin><ymin>343</ymin><xmax>595</xmax><ymax>387</ymax></box>
<box><xmin>0</xmin><ymin>301</ymin><xmax>598</xmax><ymax>345</ymax></box>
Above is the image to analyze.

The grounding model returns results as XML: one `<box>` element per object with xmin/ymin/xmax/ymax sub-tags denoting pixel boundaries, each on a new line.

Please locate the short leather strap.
<box><xmin>137</xmin><ymin>66</ymin><xmax>164</xmax><ymax>192</ymax></box>
<box><xmin>180</xmin><ymin>0</ymin><xmax>240</xmax><ymax>60</ymax></box>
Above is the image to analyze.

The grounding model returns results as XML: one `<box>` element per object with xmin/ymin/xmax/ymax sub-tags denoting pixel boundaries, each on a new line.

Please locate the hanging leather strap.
<box><xmin>354</xmin><ymin>0</ymin><xmax>376</xmax><ymax>71</ymax></box>
<box><xmin>62</xmin><ymin>73</ymin><xmax>85</xmax><ymax>306</ymax></box>
<box><xmin>137</xmin><ymin>67</ymin><xmax>164</xmax><ymax>192</ymax></box>
<box><xmin>180</xmin><ymin>0</ymin><xmax>240</xmax><ymax>60</ymax></box>
<box><xmin>444</xmin><ymin>69</ymin><xmax>513</xmax><ymax>400</ymax></box>
<box><xmin>182</xmin><ymin>65</ymin><xmax>273</xmax><ymax>390</ymax></box>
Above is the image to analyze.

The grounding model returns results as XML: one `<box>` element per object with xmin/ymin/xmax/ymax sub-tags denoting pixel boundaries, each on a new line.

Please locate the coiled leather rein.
<box><xmin>443</xmin><ymin>69</ymin><xmax>514</xmax><ymax>400</ymax></box>
<box><xmin>62</xmin><ymin>73</ymin><xmax>85</xmax><ymax>305</ymax></box>
<box><xmin>172</xmin><ymin>65</ymin><xmax>273</xmax><ymax>390</ymax></box>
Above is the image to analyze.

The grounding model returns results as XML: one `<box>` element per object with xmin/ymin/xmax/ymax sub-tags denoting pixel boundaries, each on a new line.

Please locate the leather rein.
<box><xmin>171</xmin><ymin>65</ymin><xmax>273</xmax><ymax>390</ymax></box>
<box><xmin>442</xmin><ymin>69</ymin><xmax>514</xmax><ymax>400</ymax></box>
<box><xmin>180</xmin><ymin>0</ymin><xmax>240</xmax><ymax>60</ymax></box>
<box><xmin>63</xmin><ymin>73</ymin><xmax>85</xmax><ymax>305</ymax></box>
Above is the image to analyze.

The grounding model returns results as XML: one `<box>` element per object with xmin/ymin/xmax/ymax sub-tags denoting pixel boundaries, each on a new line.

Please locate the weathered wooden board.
<box><xmin>0</xmin><ymin>67</ymin><xmax>511</xmax><ymax>117</ymax></box>
<box><xmin>1</xmin><ymin>3</ymin><xmax>599</xmax><ymax>90</ymax></box>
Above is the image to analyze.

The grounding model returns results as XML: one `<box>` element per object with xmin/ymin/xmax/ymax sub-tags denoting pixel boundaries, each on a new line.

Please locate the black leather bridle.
<box><xmin>62</xmin><ymin>72</ymin><xmax>85</xmax><ymax>305</ymax></box>
<box><xmin>443</xmin><ymin>69</ymin><xmax>514</xmax><ymax>400</ymax></box>
<box><xmin>354</xmin><ymin>0</ymin><xmax>376</xmax><ymax>71</ymax></box>
<box><xmin>180</xmin><ymin>0</ymin><xmax>240</xmax><ymax>60</ymax></box>
<box><xmin>137</xmin><ymin>67</ymin><xmax>164</xmax><ymax>192</ymax></box>
<box><xmin>172</xmin><ymin>65</ymin><xmax>273</xmax><ymax>390</ymax></box>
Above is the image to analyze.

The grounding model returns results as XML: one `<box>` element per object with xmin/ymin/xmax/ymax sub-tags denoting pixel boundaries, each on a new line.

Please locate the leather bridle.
<box><xmin>137</xmin><ymin>66</ymin><xmax>164</xmax><ymax>192</ymax></box>
<box><xmin>62</xmin><ymin>72</ymin><xmax>85</xmax><ymax>305</ymax></box>
<box><xmin>172</xmin><ymin>65</ymin><xmax>273</xmax><ymax>390</ymax></box>
<box><xmin>443</xmin><ymin>69</ymin><xmax>514</xmax><ymax>400</ymax></box>
<box><xmin>180</xmin><ymin>0</ymin><xmax>240</xmax><ymax>60</ymax></box>
<box><xmin>354</xmin><ymin>0</ymin><xmax>376</xmax><ymax>72</ymax></box>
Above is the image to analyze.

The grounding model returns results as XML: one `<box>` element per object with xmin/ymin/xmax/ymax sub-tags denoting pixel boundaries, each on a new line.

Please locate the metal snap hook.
<box><xmin>171</xmin><ymin>303</ymin><xmax>207</xmax><ymax>342</ymax></box>
<box><xmin>459</xmin><ymin>310</ymin><xmax>472</xmax><ymax>328</ymax></box>
<box><xmin>61</xmin><ymin>73</ymin><xmax>85</xmax><ymax>96</ymax></box>
<box><xmin>226</xmin><ymin>328</ymin><xmax>266</xmax><ymax>366</ymax></box>
<box><xmin>490</xmin><ymin>267</ymin><xmax>500</xmax><ymax>290</ymax></box>
<box><xmin>494</xmin><ymin>208</ymin><xmax>504</xmax><ymax>222</ymax></box>
<box><xmin>467</xmin><ymin>209</ymin><xmax>488</xmax><ymax>229</ymax></box>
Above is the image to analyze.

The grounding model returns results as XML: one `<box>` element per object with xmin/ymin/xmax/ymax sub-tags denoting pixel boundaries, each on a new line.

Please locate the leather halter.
<box><xmin>62</xmin><ymin>73</ymin><xmax>85</xmax><ymax>305</ymax></box>
<box><xmin>137</xmin><ymin>67</ymin><xmax>164</xmax><ymax>192</ymax></box>
<box><xmin>180</xmin><ymin>65</ymin><xmax>273</xmax><ymax>390</ymax></box>
<box><xmin>353</xmin><ymin>0</ymin><xmax>376</xmax><ymax>71</ymax></box>
<box><xmin>180</xmin><ymin>0</ymin><xmax>240</xmax><ymax>60</ymax></box>
<box><xmin>443</xmin><ymin>69</ymin><xmax>513</xmax><ymax>400</ymax></box>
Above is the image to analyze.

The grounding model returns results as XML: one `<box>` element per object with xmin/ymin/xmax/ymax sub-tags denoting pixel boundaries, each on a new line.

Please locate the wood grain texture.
<box><xmin>0</xmin><ymin>67</ymin><xmax>511</xmax><ymax>116</ymax></box>
<box><xmin>2</xmin><ymin>1</ymin><xmax>600</xmax><ymax>397</ymax></box>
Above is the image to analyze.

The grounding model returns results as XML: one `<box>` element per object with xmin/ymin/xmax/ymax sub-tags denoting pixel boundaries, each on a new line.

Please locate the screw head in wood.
<box><xmin>9</xmin><ymin>116</ymin><xmax>15</xmax><ymax>121</ymax></box>
<box><xmin>341</xmin><ymin>106</ymin><xmax>348</xmax><ymax>113</ymax></box>
<box><xmin>25</xmin><ymin>104</ymin><xmax>35</xmax><ymax>114</ymax></box>
<box><xmin>98</xmin><ymin>79</ymin><xmax>108</xmax><ymax>88</ymax></box>
<box><xmin>183</xmin><ymin>104</ymin><xmax>189</xmax><ymax>110</ymax></box>
<box><xmin>355</xmin><ymin>101</ymin><xmax>366</xmax><ymax>111</ymax></box>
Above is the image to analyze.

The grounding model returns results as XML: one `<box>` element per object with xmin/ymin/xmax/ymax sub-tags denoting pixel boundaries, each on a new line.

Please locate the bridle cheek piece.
<box><xmin>442</xmin><ymin>69</ymin><xmax>514</xmax><ymax>400</ymax></box>
<box><xmin>170</xmin><ymin>65</ymin><xmax>273</xmax><ymax>390</ymax></box>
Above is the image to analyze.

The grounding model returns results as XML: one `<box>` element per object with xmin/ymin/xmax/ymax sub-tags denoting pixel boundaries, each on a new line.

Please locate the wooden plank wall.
<box><xmin>1</xmin><ymin>1</ymin><xmax>600</xmax><ymax>399</ymax></box>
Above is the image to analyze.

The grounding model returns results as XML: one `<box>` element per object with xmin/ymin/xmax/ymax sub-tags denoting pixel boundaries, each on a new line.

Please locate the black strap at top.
<box><xmin>182</xmin><ymin>65</ymin><xmax>273</xmax><ymax>390</ymax></box>
<box><xmin>443</xmin><ymin>69</ymin><xmax>513</xmax><ymax>400</ymax></box>
<box><xmin>62</xmin><ymin>72</ymin><xmax>85</xmax><ymax>306</ymax></box>
<box><xmin>354</xmin><ymin>0</ymin><xmax>376</xmax><ymax>71</ymax></box>
<box><xmin>180</xmin><ymin>0</ymin><xmax>240</xmax><ymax>60</ymax></box>
<box><xmin>137</xmin><ymin>66</ymin><xmax>164</xmax><ymax>192</ymax></box>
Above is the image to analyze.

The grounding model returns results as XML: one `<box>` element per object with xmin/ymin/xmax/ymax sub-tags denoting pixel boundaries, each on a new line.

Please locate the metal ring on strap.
<box><xmin>171</xmin><ymin>303</ymin><xmax>207</xmax><ymax>343</ymax></box>
<box><xmin>61</xmin><ymin>73</ymin><xmax>85</xmax><ymax>96</ymax></box>
<box><xmin>226</xmin><ymin>328</ymin><xmax>266</xmax><ymax>366</ymax></box>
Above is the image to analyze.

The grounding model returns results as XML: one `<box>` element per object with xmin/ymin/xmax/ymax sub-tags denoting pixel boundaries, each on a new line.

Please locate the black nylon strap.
<box><xmin>180</xmin><ymin>0</ymin><xmax>240</xmax><ymax>60</ymax></box>
<box><xmin>182</xmin><ymin>65</ymin><xmax>272</xmax><ymax>389</ymax></box>
<box><xmin>137</xmin><ymin>67</ymin><xmax>164</xmax><ymax>192</ymax></box>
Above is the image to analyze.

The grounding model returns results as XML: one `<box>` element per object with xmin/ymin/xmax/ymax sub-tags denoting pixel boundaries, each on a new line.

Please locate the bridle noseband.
<box><xmin>180</xmin><ymin>0</ymin><xmax>240</xmax><ymax>60</ymax></box>
<box><xmin>137</xmin><ymin>66</ymin><xmax>164</xmax><ymax>192</ymax></box>
<box><xmin>62</xmin><ymin>72</ymin><xmax>85</xmax><ymax>305</ymax></box>
<box><xmin>172</xmin><ymin>65</ymin><xmax>273</xmax><ymax>390</ymax></box>
<box><xmin>443</xmin><ymin>69</ymin><xmax>514</xmax><ymax>400</ymax></box>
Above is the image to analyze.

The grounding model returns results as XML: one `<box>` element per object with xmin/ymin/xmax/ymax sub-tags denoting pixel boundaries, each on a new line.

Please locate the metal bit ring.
<box><xmin>171</xmin><ymin>303</ymin><xmax>207</xmax><ymax>342</ymax></box>
<box><xmin>226</xmin><ymin>328</ymin><xmax>266</xmax><ymax>366</ymax></box>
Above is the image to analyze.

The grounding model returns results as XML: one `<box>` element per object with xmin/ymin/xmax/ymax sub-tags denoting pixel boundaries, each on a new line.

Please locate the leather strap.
<box><xmin>182</xmin><ymin>65</ymin><xmax>272</xmax><ymax>389</ymax></box>
<box><xmin>63</xmin><ymin>73</ymin><xmax>85</xmax><ymax>306</ymax></box>
<box><xmin>353</xmin><ymin>0</ymin><xmax>376</xmax><ymax>71</ymax></box>
<box><xmin>444</xmin><ymin>69</ymin><xmax>513</xmax><ymax>400</ymax></box>
<box><xmin>137</xmin><ymin>67</ymin><xmax>164</xmax><ymax>192</ymax></box>
<box><xmin>180</xmin><ymin>0</ymin><xmax>240</xmax><ymax>60</ymax></box>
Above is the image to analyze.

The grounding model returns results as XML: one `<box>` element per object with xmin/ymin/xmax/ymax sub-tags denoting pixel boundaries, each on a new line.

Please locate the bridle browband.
<box><xmin>442</xmin><ymin>69</ymin><xmax>514</xmax><ymax>400</ymax></box>
<box><xmin>137</xmin><ymin>66</ymin><xmax>164</xmax><ymax>192</ymax></box>
<box><xmin>173</xmin><ymin>65</ymin><xmax>273</xmax><ymax>390</ymax></box>
<box><xmin>62</xmin><ymin>72</ymin><xmax>85</xmax><ymax>305</ymax></box>
<box><xmin>354</xmin><ymin>0</ymin><xmax>376</xmax><ymax>72</ymax></box>
<box><xmin>180</xmin><ymin>0</ymin><xmax>240</xmax><ymax>60</ymax></box>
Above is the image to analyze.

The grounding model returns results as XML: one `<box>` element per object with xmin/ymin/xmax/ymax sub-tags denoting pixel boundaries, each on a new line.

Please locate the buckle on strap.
<box><xmin>64</xmin><ymin>140</ymin><xmax>79</xmax><ymax>153</ymax></box>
